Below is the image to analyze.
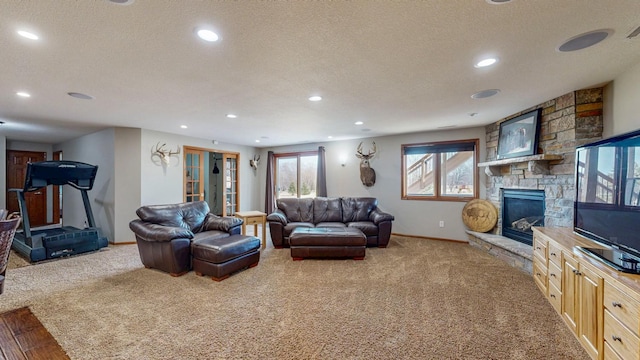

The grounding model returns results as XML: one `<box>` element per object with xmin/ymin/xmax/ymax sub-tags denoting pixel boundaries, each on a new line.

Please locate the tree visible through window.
<box><xmin>275</xmin><ymin>152</ymin><xmax>317</xmax><ymax>199</ymax></box>
<box><xmin>401</xmin><ymin>139</ymin><xmax>478</xmax><ymax>201</ymax></box>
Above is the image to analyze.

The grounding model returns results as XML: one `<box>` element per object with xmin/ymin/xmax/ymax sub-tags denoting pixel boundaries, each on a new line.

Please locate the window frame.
<box><xmin>274</xmin><ymin>151</ymin><xmax>318</xmax><ymax>199</ymax></box>
<box><xmin>401</xmin><ymin>138</ymin><xmax>479</xmax><ymax>202</ymax></box>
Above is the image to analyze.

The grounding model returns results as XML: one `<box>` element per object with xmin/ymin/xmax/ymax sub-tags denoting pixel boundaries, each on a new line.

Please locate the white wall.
<box><xmin>140</xmin><ymin>129</ymin><xmax>260</xmax><ymax>212</ymax></box>
<box><xmin>608</xmin><ymin>60</ymin><xmax>640</xmax><ymax>137</ymax></box>
<box><xmin>260</xmin><ymin>127</ymin><xmax>487</xmax><ymax>241</ymax></box>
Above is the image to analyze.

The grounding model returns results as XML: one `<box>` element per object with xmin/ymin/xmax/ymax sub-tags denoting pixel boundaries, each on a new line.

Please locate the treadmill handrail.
<box><xmin>22</xmin><ymin>160</ymin><xmax>98</xmax><ymax>192</ymax></box>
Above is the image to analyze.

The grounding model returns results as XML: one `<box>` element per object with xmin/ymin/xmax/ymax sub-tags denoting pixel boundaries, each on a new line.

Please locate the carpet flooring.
<box><xmin>1</xmin><ymin>236</ymin><xmax>588</xmax><ymax>360</ymax></box>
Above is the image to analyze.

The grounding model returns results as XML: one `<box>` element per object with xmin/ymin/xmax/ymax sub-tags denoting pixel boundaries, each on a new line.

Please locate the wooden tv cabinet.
<box><xmin>532</xmin><ymin>227</ymin><xmax>640</xmax><ymax>360</ymax></box>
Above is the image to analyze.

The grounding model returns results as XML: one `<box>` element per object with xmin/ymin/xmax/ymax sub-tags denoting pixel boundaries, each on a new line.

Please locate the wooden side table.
<box><xmin>234</xmin><ymin>211</ymin><xmax>267</xmax><ymax>249</ymax></box>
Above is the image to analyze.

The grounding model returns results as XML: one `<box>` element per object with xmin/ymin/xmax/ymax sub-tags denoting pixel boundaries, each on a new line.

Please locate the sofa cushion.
<box><xmin>136</xmin><ymin>201</ymin><xmax>210</xmax><ymax>232</ymax></box>
<box><xmin>313</xmin><ymin>197</ymin><xmax>342</xmax><ymax>223</ymax></box>
<box><xmin>277</xmin><ymin>198</ymin><xmax>314</xmax><ymax>223</ymax></box>
<box><xmin>341</xmin><ymin>197</ymin><xmax>378</xmax><ymax>223</ymax></box>
<box><xmin>315</xmin><ymin>222</ymin><xmax>346</xmax><ymax>229</ymax></box>
<box><xmin>347</xmin><ymin>221</ymin><xmax>379</xmax><ymax>236</ymax></box>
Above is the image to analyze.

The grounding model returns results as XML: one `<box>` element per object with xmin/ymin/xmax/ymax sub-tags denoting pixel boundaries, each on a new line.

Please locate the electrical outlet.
<box><xmin>439</xmin><ymin>220</ymin><xmax>445</xmax><ymax>228</ymax></box>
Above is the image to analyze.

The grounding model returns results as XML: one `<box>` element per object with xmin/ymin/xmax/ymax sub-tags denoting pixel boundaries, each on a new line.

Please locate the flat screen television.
<box><xmin>574</xmin><ymin>128</ymin><xmax>640</xmax><ymax>273</ymax></box>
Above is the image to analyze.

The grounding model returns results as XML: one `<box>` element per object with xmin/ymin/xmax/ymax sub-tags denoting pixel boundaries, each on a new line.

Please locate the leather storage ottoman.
<box><xmin>192</xmin><ymin>234</ymin><xmax>260</xmax><ymax>281</ymax></box>
<box><xmin>289</xmin><ymin>227</ymin><xmax>366</xmax><ymax>260</ymax></box>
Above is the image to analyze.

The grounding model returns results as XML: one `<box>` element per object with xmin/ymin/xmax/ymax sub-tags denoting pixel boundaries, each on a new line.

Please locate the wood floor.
<box><xmin>0</xmin><ymin>307</ymin><xmax>68</xmax><ymax>360</ymax></box>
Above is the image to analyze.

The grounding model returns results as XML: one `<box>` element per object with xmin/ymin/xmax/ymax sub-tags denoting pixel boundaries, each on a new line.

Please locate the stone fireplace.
<box><xmin>501</xmin><ymin>189</ymin><xmax>545</xmax><ymax>245</ymax></box>
<box><xmin>466</xmin><ymin>87</ymin><xmax>604</xmax><ymax>274</ymax></box>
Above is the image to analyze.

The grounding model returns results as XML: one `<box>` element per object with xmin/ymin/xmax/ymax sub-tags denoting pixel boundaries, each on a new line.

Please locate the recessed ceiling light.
<box><xmin>485</xmin><ymin>0</ymin><xmax>512</xmax><ymax>4</ymax></box>
<box><xmin>471</xmin><ymin>89</ymin><xmax>500</xmax><ymax>99</ymax></box>
<box><xmin>196</xmin><ymin>28</ymin><xmax>219</xmax><ymax>42</ymax></box>
<box><xmin>354</xmin><ymin>121</ymin><xmax>364</xmax><ymax>125</ymax></box>
<box><xmin>558</xmin><ymin>29</ymin><xmax>612</xmax><ymax>52</ymax></box>
<box><xmin>180</xmin><ymin>125</ymin><xmax>188</xmax><ymax>129</ymax></box>
<box><xmin>226</xmin><ymin>114</ymin><xmax>237</xmax><ymax>119</ymax></box>
<box><xmin>16</xmin><ymin>91</ymin><xmax>31</xmax><ymax>98</ymax></box>
<box><xmin>255</xmin><ymin>139</ymin><xmax>260</xmax><ymax>143</ymax></box>
<box><xmin>328</xmin><ymin>136</ymin><xmax>333</xmax><ymax>139</ymax></box>
<box><xmin>308</xmin><ymin>95</ymin><xmax>322</xmax><ymax>102</ymax></box>
<box><xmin>474</xmin><ymin>58</ymin><xmax>498</xmax><ymax>68</ymax></box>
<box><xmin>17</xmin><ymin>30</ymin><xmax>39</xmax><ymax>40</ymax></box>
<box><xmin>68</xmin><ymin>92</ymin><xmax>94</xmax><ymax>100</ymax></box>
<box><xmin>107</xmin><ymin>0</ymin><xmax>135</xmax><ymax>5</ymax></box>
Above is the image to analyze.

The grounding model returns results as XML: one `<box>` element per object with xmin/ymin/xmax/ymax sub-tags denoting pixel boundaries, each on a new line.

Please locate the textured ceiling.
<box><xmin>1</xmin><ymin>0</ymin><xmax>640</xmax><ymax>147</ymax></box>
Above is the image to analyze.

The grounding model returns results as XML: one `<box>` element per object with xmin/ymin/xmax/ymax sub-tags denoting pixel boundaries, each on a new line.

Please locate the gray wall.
<box><xmin>140</xmin><ymin>129</ymin><xmax>260</xmax><ymax>212</ymax></box>
<box><xmin>113</xmin><ymin>128</ymin><xmax>142</xmax><ymax>243</ymax></box>
<box><xmin>608</xmin><ymin>60</ymin><xmax>640</xmax><ymax>137</ymax></box>
<box><xmin>260</xmin><ymin>127</ymin><xmax>487</xmax><ymax>241</ymax></box>
<box><xmin>56</xmin><ymin>128</ymin><xmax>116</xmax><ymax>242</ymax></box>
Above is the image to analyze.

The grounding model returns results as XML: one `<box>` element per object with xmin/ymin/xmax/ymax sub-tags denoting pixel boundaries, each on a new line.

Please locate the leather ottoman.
<box><xmin>289</xmin><ymin>227</ymin><xmax>366</xmax><ymax>260</ymax></box>
<box><xmin>191</xmin><ymin>234</ymin><xmax>260</xmax><ymax>281</ymax></box>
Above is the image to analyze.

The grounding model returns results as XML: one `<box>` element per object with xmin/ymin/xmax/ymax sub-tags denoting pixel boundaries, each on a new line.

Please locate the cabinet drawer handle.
<box><xmin>536</xmin><ymin>246</ymin><xmax>542</xmax><ymax>250</ymax></box>
<box><xmin>550</xmin><ymin>294</ymin><xmax>556</xmax><ymax>298</ymax></box>
<box><xmin>572</xmin><ymin>269</ymin><xmax>582</xmax><ymax>276</ymax></box>
<box><xmin>536</xmin><ymin>273</ymin><xmax>542</xmax><ymax>277</ymax></box>
<box><xmin>612</xmin><ymin>302</ymin><xmax>622</xmax><ymax>308</ymax></box>
<box><xmin>611</xmin><ymin>335</ymin><xmax>622</xmax><ymax>342</ymax></box>
<box><xmin>550</xmin><ymin>252</ymin><xmax>556</xmax><ymax>256</ymax></box>
<box><xmin>550</xmin><ymin>273</ymin><xmax>556</xmax><ymax>277</ymax></box>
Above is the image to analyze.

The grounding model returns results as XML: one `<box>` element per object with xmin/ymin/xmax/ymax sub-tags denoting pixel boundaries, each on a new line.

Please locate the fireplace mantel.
<box><xmin>478</xmin><ymin>154</ymin><xmax>563</xmax><ymax>176</ymax></box>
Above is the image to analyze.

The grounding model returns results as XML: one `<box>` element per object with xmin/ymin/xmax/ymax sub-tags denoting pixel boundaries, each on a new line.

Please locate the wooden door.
<box><xmin>184</xmin><ymin>149</ymin><xmax>204</xmax><ymax>202</ymax></box>
<box><xmin>562</xmin><ymin>253</ymin><xmax>579</xmax><ymax>335</ymax></box>
<box><xmin>578</xmin><ymin>263</ymin><xmax>603</xmax><ymax>360</ymax></box>
<box><xmin>6</xmin><ymin>150</ymin><xmax>47</xmax><ymax>227</ymax></box>
<box><xmin>223</xmin><ymin>154</ymin><xmax>239</xmax><ymax>216</ymax></box>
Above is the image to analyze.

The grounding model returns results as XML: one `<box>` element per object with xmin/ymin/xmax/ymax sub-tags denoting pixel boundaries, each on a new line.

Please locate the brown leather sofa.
<box><xmin>129</xmin><ymin>201</ymin><xmax>243</xmax><ymax>276</ymax></box>
<box><xmin>266</xmin><ymin>197</ymin><xmax>394</xmax><ymax>248</ymax></box>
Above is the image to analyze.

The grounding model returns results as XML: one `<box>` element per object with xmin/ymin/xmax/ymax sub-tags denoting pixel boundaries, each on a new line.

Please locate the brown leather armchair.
<box><xmin>129</xmin><ymin>201</ymin><xmax>242</xmax><ymax>276</ymax></box>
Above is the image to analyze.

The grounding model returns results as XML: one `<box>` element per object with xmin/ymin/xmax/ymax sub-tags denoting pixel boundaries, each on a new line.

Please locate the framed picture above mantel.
<box><xmin>496</xmin><ymin>109</ymin><xmax>542</xmax><ymax>160</ymax></box>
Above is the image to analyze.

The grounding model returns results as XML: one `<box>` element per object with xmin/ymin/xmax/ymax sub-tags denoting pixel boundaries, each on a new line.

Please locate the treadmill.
<box><xmin>10</xmin><ymin>160</ymin><xmax>108</xmax><ymax>262</ymax></box>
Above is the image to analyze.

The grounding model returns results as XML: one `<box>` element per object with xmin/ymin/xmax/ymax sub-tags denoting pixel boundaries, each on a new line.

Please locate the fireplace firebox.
<box><xmin>501</xmin><ymin>189</ymin><xmax>545</xmax><ymax>246</ymax></box>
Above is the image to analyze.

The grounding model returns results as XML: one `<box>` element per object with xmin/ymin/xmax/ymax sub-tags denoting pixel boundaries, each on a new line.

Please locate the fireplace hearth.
<box><xmin>501</xmin><ymin>189</ymin><xmax>545</xmax><ymax>246</ymax></box>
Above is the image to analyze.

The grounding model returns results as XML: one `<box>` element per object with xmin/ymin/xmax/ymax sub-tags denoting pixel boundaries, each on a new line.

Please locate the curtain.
<box><xmin>265</xmin><ymin>151</ymin><xmax>275</xmax><ymax>214</ymax></box>
<box><xmin>316</xmin><ymin>146</ymin><xmax>327</xmax><ymax>197</ymax></box>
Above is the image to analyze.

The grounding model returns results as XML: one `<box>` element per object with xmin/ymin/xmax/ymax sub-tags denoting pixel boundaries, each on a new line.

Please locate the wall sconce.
<box><xmin>339</xmin><ymin>154</ymin><xmax>347</xmax><ymax>167</ymax></box>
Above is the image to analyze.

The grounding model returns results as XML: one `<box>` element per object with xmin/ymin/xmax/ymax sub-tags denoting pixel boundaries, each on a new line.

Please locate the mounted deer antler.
<box><xmin>355</xmin><ymin>141</ymin><xmax>377</xmax><ymax>187</ymax></box>
<box><xmin>249</xmin><ymin>154</ymin><xmax>260</xmax><ymax>170</ymax></box>
<box><xmin>152</xmin><ymin>142</ymin><xmax>180</xmax><ymax>165</ymax></box>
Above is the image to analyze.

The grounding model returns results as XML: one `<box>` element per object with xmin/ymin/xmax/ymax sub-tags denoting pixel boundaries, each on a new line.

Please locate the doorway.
<box><xmin>183</xmin><ymin>147</ymin><xmax>239</xmax><ymax>216</ymax></box>
<box><xmin>6</xmin><ymin>150</ymin><xmax>47</xmax><ymax>227</ymax></box>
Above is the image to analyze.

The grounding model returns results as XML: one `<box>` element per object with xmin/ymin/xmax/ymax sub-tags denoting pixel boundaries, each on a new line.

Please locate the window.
<box><xmin>401</xmin><ymin>139</ymin><xmax>478</xmax><ymax>201</ymax></box>
<box><xmin>275</xmin><ymin>152</ymin><xmax>317</xmax><ymax>199</ymax></box>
